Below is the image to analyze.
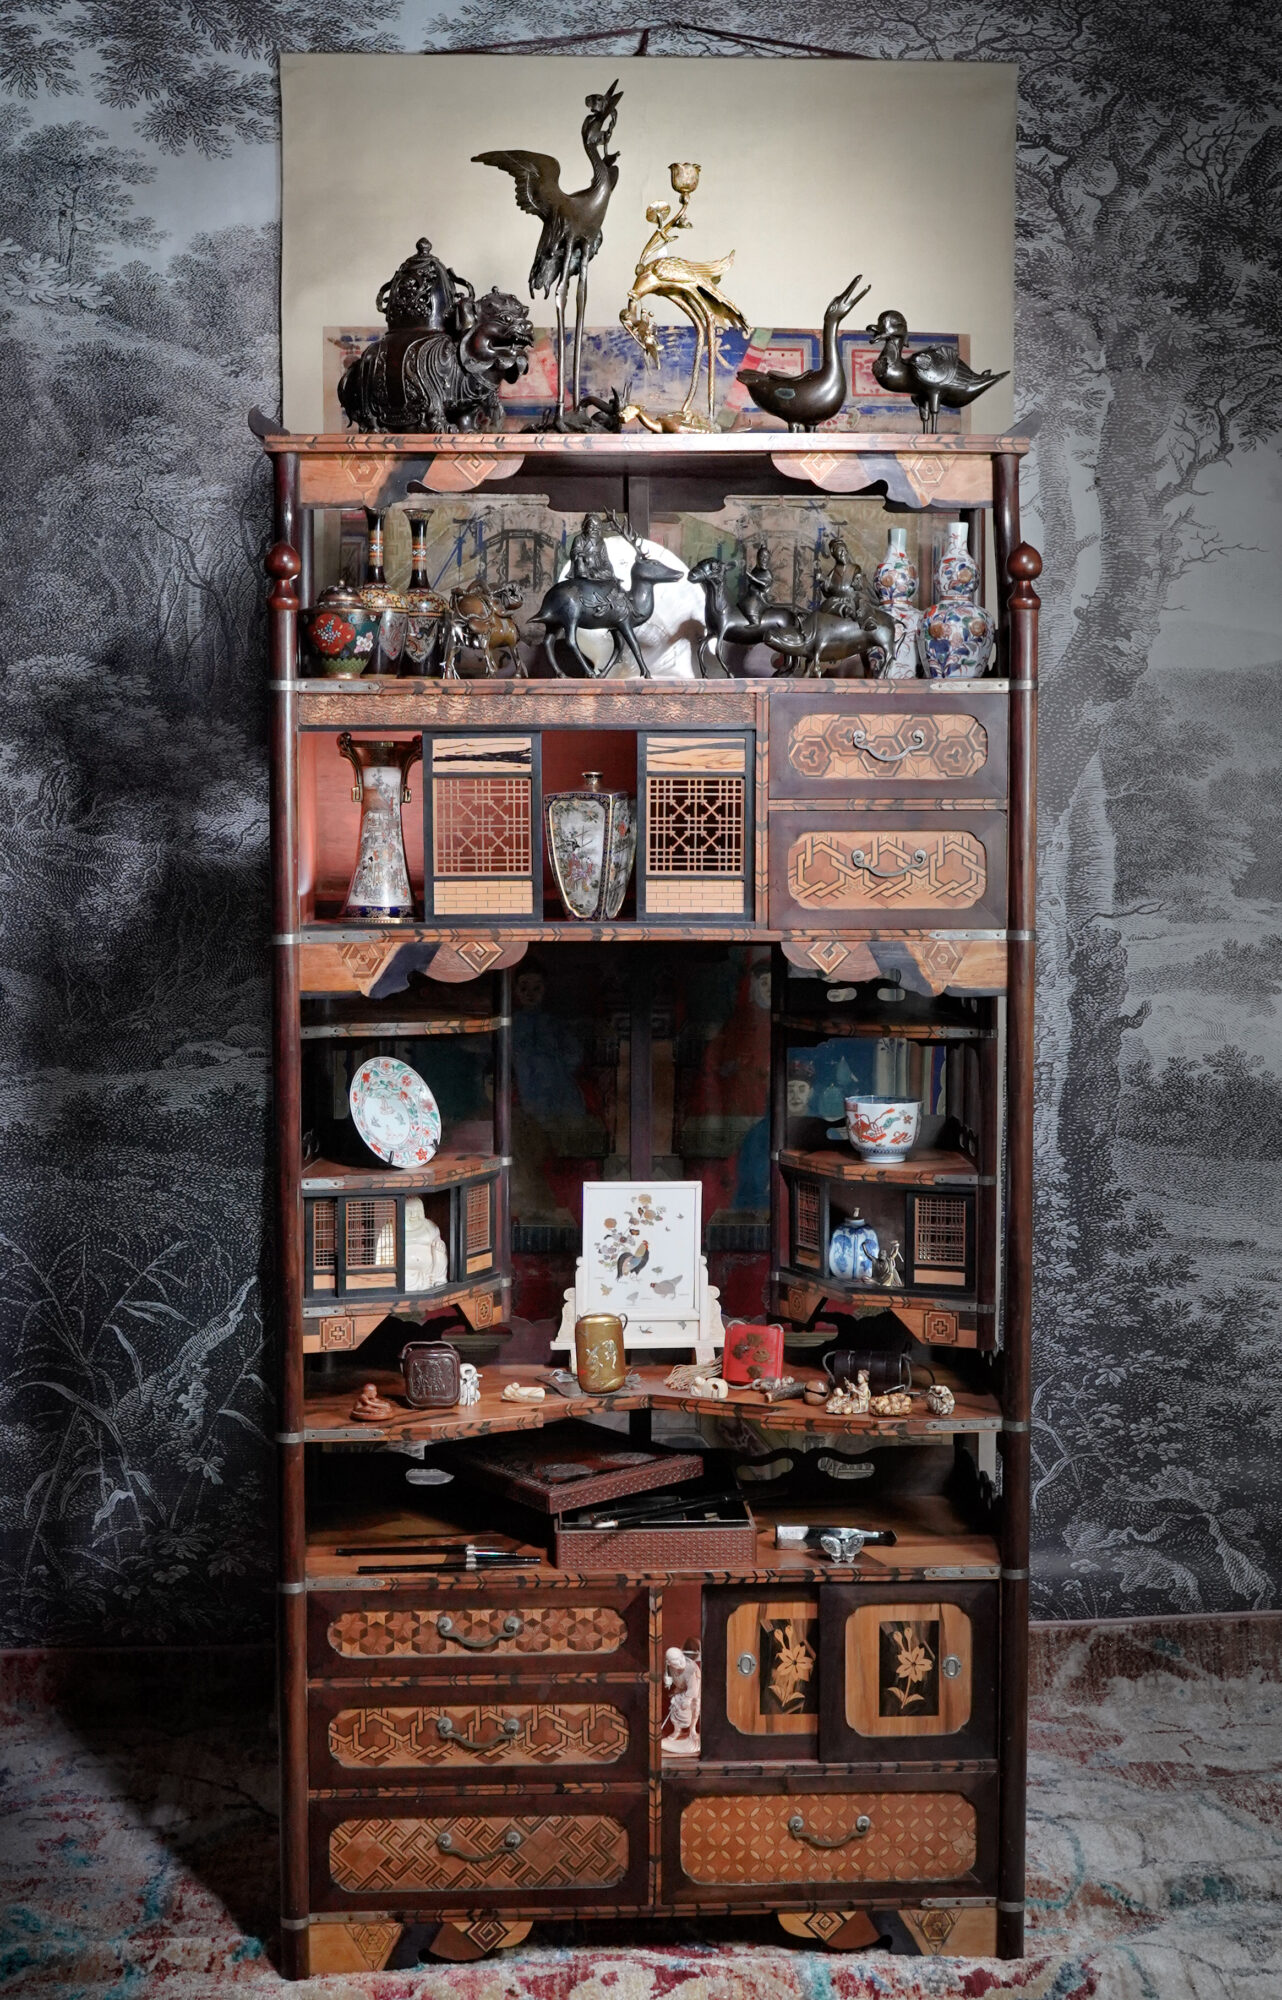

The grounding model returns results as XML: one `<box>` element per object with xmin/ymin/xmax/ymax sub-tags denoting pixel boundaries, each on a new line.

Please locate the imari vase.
<box><xmin>337</xmin><ymin>733</ymin><xmax>422</xmax><ymax>921</ymax></box>
<box><xmin>873</xmin><ymin>525</ymin><xmax>921</xmax><ymax>679</ymax></box>
<box><xmin>916</xmin><ymin>521</ymin><xmax>996</xmax><ymax>680</ymax></box>
<box><xmin>544</xmin><ymin>771</ymin><xmax>636</xmax><ymax>921</ymax></box>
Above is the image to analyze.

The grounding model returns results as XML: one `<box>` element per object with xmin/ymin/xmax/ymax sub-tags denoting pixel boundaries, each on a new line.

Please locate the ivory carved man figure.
<box><xmin>662</xmin><ymin>1646</ymin><xmax>702</xmax><ymax>1756</ymax></box>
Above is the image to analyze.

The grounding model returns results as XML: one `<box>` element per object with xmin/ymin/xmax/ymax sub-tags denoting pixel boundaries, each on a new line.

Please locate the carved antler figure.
<box><xmin>620</xmin><ymin>162</ymin><xmax>748</xmax><ymax>433</ymax></box>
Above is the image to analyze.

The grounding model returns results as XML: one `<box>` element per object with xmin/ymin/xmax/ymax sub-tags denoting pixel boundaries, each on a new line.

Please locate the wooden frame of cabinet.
<box><xmin>258</xmin><ymin>422</ymin><xmax>1039</xmax><ymax>1976</ymax></box>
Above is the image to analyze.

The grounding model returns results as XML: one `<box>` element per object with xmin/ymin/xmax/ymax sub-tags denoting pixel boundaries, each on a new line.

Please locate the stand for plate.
<box><xmin>551</xmin><ymin>1254</ymin><xmax>725</xmax><ymax>1365</ymax></box>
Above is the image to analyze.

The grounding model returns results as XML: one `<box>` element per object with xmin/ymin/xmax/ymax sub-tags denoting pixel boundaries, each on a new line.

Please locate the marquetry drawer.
<box><xmin>313</xmin><ymin>1788</ymin><xmax>651</xmax><ymax>1913</ymax></box>
<box><xmin>309</xmin><ymin>1674</ymin><xmax>650</xmax><ymax>1787</ymax></box>
<box><xmin>308</xmin><ymin>1587</ymin><xmax>648</xmax><ymax>1681</ymax></box>
<box><xmin>663</xmin><ymin>1775</ymin><xmax>996</xmax><ymax>1902</ymax></box>
<box><xmin>769</xmin><ymin>692</ymin><xmax>1008</xmax><ymax>802</ymax></box>
<box><xmin>769</xmin><ymin>809</ymin><xmax>1006</xmax><ymax>931</ymax></box>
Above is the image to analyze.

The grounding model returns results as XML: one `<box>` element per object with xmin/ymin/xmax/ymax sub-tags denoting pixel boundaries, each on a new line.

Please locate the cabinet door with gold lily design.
<box><xmin>819</xmin><ymin>1585</ymin><xmax>997</xmax><ymax>1764</ymax></box>
<box><xmin>701</xmin><ymin>1588</ymin><xmax>821</xmax><ymax>1763</ymax></box>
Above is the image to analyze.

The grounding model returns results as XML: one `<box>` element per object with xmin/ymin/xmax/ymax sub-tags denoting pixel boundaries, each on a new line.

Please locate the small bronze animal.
<box><xmin>737</xmin><ymin>274</ymin><xmax>870</xmax><ymax>430</ymax></box>
<box><xmin>866</xmin><ymin>308</ymin><xmax>1008</xmax><ymax>432</ymax></box>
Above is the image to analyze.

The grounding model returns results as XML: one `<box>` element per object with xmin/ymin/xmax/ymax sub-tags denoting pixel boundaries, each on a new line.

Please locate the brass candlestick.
<box><xmin>620</xmin><ymin>161</ymin><xmax>747</xmax><ymax>434</ymax></box>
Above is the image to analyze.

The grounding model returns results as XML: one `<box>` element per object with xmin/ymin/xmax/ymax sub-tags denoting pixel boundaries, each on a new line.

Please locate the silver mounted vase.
<box><xmin>544</xmin><ymin>771</ymin><xmax>636</xmax><ymax>921</ymax></box>
<box><xmin>337</xmin><ymin>733</ymin><xmax>422</xmax><ymax>921</ymax></box>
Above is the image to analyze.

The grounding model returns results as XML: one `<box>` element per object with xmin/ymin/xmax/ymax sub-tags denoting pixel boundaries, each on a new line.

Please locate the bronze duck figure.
<box><xmin>866</xmin><ymin>308</ymin><xmax>1008</xmax><ymax>432</ymax></box>
<box><xmin>736</xmin><ymin>274</ymin><xmax>869</xmax><ymax>431</ymax></box>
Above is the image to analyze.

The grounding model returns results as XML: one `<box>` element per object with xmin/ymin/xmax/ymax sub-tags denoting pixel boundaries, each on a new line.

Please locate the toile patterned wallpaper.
<box><xmin>1</xmin><ymin>4</ymin><xmax>1278</xmax><ymax>1645</ymax></box>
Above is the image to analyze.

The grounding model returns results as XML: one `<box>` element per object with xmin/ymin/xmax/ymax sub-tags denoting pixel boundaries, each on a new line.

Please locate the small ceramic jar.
<box><xmin>828</xmin><ymin>1218</ymin><xmax>880</xmax><ymax>1283</ymax></box>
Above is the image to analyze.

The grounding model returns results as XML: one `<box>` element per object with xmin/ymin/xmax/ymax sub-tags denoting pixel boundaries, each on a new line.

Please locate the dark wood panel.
<box><xmin>818</xmin><ymin>1582</ymin><xmax>997</xmax><ymax>1765</ymax></box>
<box><xmin>702</xmin><ymin>1586</ymin><xmax>821</xmax><ymax>1764</ymax></box>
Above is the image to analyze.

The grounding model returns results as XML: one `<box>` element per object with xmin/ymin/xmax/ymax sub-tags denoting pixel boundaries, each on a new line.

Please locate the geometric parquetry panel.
<box><xmin>330</xmin><ymin>1814</ymin><xmax>628</xmax><ymax>1891</ymax></box>
<box><xmin>326</xmin><ymin>1605</ymin><xmax>627</xmax><ymax>1659</ymax></box>
<box><xmin>787</xmin><ymin>711</ymin><xmax>989</xmax><ymax>782</ymax></box>
<box><xmin>787</xmin><ymin>831</ymin><xmax>986</xmax><ymax>910</ymax></box>
<box><xmin>328</xmin><ymin>1703</ymin><xmax>630</xmax><ymax>1767</ymax></box>
<box><xmin>679</xmin><ymin>1790</ymin><xmax>976</xmax><ymax>1884</ymax></box>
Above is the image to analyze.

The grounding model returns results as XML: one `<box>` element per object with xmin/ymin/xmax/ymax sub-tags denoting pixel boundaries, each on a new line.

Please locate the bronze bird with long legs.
<box><xmin>475</xmin><ymin>82</ymin><xmax>623</xmax><ymax>430</ymax></box>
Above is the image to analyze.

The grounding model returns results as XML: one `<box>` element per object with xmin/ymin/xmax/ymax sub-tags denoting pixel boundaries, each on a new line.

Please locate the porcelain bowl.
<box><xmin>843</xmin><ymin>1095</ymin><xmax>921</xmax><ymax>1163</ymax></box>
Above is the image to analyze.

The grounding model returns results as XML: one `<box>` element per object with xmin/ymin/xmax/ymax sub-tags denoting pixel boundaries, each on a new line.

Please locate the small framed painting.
<box><xmin>579</xmin><ymin>1181</ymin><xmax>703</xmax><ymax>1322</ymax></box>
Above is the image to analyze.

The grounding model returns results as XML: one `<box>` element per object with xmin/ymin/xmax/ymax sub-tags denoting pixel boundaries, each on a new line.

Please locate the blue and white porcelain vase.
<box><xmin>829</xmin><ymin>1217</ymin><xmax>880</xmax><ymax>1284</ymax></box>
<box><xmin>873</xmin><ymin>526</ymin><xmax>920</xmax><ymax>679</ymax></box>
<box><xmin>916</xmin><ymin>522</ymin><xmax>996</xmax><ymax>681</ymax></box>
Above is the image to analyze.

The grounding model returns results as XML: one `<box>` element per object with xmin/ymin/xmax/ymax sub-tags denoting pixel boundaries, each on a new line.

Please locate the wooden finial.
<box><xmin>1008</xmin><ymin>542</ymin><xmax>1042</xmax><ymax>607</ymax></box>
<box><xmin>267</xmin><ymin>540</ymin><xmax>301</xmax><ymax>611</ymax></box>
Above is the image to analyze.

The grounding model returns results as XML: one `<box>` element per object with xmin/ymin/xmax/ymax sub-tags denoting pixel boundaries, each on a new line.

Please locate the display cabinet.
<box><xmin>256</xmin><ymin>422</ymin><xmax>1038</xmax><ymax>1976</ymax></box>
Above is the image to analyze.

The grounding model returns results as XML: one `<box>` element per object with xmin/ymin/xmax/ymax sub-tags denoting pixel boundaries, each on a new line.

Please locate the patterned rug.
<box><xmin>2</xmin><ymin>1617</ymin><xmax>1279</xmax><ymax>1999</ymax></box>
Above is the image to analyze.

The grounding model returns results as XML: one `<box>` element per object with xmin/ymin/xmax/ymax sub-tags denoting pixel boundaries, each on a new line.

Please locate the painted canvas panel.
<box><xmin>579</xmin><ymin>1180</ymin><xmax>702</xmax><ymax>1318</ymax></box>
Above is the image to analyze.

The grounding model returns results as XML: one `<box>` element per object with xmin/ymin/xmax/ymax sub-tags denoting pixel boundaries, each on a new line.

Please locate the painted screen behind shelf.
<box><xmin>280</xmin><ymin>53</ymin><xmax>1015</xmax><ymax>435</ymax></box>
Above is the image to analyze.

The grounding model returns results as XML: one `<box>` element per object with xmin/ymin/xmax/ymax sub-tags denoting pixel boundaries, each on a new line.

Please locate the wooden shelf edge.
<box><xmin>778</xmin><ymin>1146</ymin><xmax>980</xmax><ymax>1186</ymax></box>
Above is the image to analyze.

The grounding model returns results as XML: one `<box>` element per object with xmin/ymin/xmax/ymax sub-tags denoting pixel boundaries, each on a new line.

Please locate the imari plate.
<box><xmin>350</xmin><ymin>1057</ymin><xmax>441</xmax><ymax>1168</ymax></box>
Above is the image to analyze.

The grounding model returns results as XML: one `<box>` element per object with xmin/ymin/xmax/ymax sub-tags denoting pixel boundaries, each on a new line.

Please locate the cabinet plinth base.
<box><xmin>303</xmin><ymin>1916</ymin><xmax>532</xmax><ymax>1973</ymax></box>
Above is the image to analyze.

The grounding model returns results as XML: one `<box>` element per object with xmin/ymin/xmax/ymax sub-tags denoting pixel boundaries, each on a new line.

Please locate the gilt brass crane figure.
<box><xmin>474</xmin><ymin>81</ymin><xmax>622</xmax><ymax>430</ymax></box>
<box><xmin>620</xmin><ymin>162</ymin><xmax>748</xmax><ymax>433</ymax></box>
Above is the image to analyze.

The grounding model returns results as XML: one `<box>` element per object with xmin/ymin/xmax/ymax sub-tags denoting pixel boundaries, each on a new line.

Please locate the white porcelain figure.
<box><xmin>403</xmin><ymin>1199</ymin><xmax>448</xmax><ymax>1291</ymax></box>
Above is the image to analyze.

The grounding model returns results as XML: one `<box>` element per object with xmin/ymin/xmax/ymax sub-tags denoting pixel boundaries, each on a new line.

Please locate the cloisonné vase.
<box><xmin>916</xmin><ymin>522</ymin><xmax>995</xmax><ymax>681</ymax></box>
<box><xmin>337</xmin><ymin>733</ymin><xmax>422</xmax><ymax>921</ymax></box>
<box><xmin>873</xmin><ymin>525</ymin><xmax>920</xmax><ymax>679</ymax></box>
<box><xmin>544</xmin><ymin>771</ymin><xmax>636</xmax><ymax>921</ymax></box>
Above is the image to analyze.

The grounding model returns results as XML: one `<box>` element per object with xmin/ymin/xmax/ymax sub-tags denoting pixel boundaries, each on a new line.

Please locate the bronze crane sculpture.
<box><xmin>474</xmin><ymin>81</ymin><xmax>623</xmax><ymax>430</ymax></box>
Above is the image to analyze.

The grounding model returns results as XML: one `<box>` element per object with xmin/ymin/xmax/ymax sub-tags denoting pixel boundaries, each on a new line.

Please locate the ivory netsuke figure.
<box><xmin>662</xmin><ymin>1646</ymin><xmax>702</xmax><ymax>1755</ymax></box>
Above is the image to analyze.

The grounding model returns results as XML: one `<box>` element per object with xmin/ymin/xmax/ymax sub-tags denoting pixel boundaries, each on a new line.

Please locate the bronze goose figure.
<box><xmin>866</xmin><ymin>308</ymin><xmax>1008</xmax><ymax>432</ymax></box>
<box><xmin>736</xmin><ymin>274</ymin><xmax>870</xmax><ymax>431</ymax></box>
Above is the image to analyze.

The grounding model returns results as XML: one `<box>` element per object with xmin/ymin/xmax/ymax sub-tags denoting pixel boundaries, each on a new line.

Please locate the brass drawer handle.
<box><xmin>850</xmin><ymin>846</ymin><xmax>929</xmax><ymax>881</ymax></box>
<box><xmin>787</xmin><ymin>1811</ymin><xmax>871</xmax><ymax>1849</ymax></box>
<box><xmin>435</xmin><ymin>1714</ymin><xmax>522</xmax><ymax>1751</ymax></box>
<box><xmin>844</xmin><ymin>727</ymin><xmax>926</xmax><ymax>765</ymax></box>
<box><xmin>436</xmin><ymin>1826</ymin><xmax>523</xmax><ymax>1862</ymax></box>
<box><xmin>435</xmin><ymin>1612</ymin><xmax>523</xmax><ymax>1650</ymax></box>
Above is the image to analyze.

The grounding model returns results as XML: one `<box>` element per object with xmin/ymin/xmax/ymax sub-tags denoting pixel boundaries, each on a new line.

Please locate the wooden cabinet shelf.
<box><xmin>298</xmin><ymin>1365</ymin><xmax>1001</xmax><ymax>1446</ymax></box>
<box><xmin>301</xmin><ymin>1151</ymin><xmax>501</xmax><ymax>1194</ymax></box>
<box><xmin>778</xmin><ymin>1146</ymin><xmax>982</xmax><ymax>1187</ymax></box>
<box><xmin>261</xmin><ymin>420</ymin><xmax>1038</xmax><ymax>1972</ymax></box>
